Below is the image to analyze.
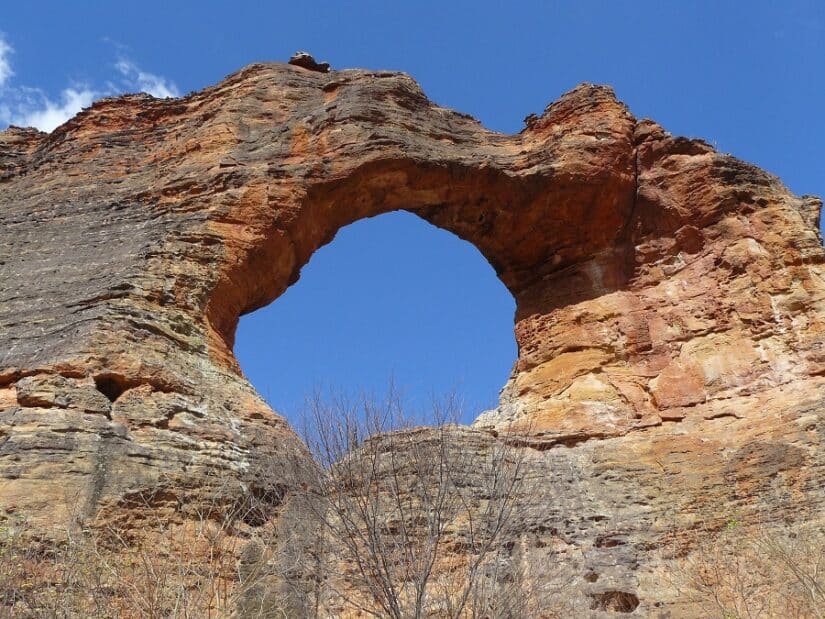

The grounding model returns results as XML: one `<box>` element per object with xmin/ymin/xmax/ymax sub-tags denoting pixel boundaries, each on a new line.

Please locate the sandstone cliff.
<box><xmin>1</xmin><ymin>60</ymin><xmax>823</xmax><ymax>615</ymax></box>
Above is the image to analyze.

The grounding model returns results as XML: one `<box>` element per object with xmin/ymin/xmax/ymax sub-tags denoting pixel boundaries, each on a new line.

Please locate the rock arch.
<box><xmin>1</xmin><ymin>61</ymin><xmax>824</xmax><ymax>612</ymax></box>
<box><xmin>198</xmin><ymin>73</ymin><xmax>637</xmax><ymax>380</ymax></box>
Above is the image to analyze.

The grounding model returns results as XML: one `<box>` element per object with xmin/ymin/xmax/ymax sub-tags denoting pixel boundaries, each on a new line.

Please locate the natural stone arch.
<box><xmin>199</xmin><ymin>81</ymin><xmax>637</xmax><ymax>387</ymax></box>
<box><xmin>205</xmin><ymin>153</ymin><xmax>634</xmax><ymax>400</ymax></box>
<box><xmin>1</xmin><ymin>61</ymin><xmax>823</xmax><ymax>614</ymax></box>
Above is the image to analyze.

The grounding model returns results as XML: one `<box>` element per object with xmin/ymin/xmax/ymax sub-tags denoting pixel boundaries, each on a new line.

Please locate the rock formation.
<box><xmin>1</xmin><ymin>60</ymin><xmax>823</xmax><ymax>615</ymax></box>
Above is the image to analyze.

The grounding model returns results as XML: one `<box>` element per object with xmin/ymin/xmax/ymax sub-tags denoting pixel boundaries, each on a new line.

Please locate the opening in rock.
<box><xmin>234</xmin><ymin>211</ymin><xmax>516</xmax><ymax>425</ymax></box>
<box><xmin>93</xmin><ymin>374</ymin><xmax>128</xmax><ymax>402</ymax></box>
<box><xmin>589</xmin><ymin>591</ymin><xmax>641</xmax><ymax>613</ymax></box>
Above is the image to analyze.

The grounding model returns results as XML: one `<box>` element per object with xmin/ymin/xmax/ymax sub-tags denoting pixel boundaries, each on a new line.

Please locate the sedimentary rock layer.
<box><xmin>1</xmin><ymin>61</ymin><xmax>823</xmax><ymax>614</ymax></box>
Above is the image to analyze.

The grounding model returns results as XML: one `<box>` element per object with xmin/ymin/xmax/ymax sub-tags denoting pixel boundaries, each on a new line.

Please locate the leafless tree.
<box><xmin>281</xmin><ymin>386</ymin><xmax>549</xmax><ymax>618</ymax></box>
<box><xmin>671</xmin><ymin>520</ymin><xmax>825</xmax><ymax>619</ymax></box>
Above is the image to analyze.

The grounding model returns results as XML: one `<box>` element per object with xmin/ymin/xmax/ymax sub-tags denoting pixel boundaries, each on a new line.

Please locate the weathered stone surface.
<box><xmin>1</xmin><ymin>61</ymin><xmax>823</xmax><ymax>614</ymax></box>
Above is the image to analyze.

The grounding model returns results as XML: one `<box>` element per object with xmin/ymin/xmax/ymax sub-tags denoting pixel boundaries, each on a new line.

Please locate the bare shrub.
<box><xmin>0</xmin><ymin>387</ymin><xmax>565</xmax><ymax>618</ymax></box>
<box><xmin>0</xmin><ymin>476</ymin><xmax>290</xmax><ymax>618</ymax></box>
<box><xmin>672</xmin><ymin>520</ymin><xmax>825</xmax><ymax>619</ymax></box>
<box><xmin>0</xmin><ymin>516</ymin><xmax>117</xmax><ymax>618</ymax></box>
<box><xmin>281</xmin><ymin>387</ymin><xmax>557</xmax><ymax>618</ymax></box>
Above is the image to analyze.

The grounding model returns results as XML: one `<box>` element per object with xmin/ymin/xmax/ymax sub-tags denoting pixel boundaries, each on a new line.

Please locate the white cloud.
<box><xmin>0</xmin><ymin>82</ymin><xmax>98</xmax><ymax>132</ymax></box>
<box><xmin>0</xmin><ymin>35</ymin><xmax>12</xmax><ymax>87</ymax></box>
<box><xmin>115</xmin><ymin>59</ymin><xmax>179</xmax><ymax>98</ymax></box>
<box><xmin>0</xmin><ymin>38</ymin><xmax>178</xmax><ymax>132</ymax></box>
<box><xmin>13</xmin><ymin>88</ymin><xmax>96</xmax><ymax>132</ymax></box>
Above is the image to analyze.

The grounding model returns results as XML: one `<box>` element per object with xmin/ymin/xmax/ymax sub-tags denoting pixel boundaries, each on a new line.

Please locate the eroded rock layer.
<box><xmin>1</xmin><ymin>62</ymin><xmax>823</xmax><ymax>614</ymax></box>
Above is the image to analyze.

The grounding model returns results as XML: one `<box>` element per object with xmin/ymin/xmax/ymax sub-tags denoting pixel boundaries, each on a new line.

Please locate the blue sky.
<box><xmin>2</xmin><ymin>1</ymin><xmax>822</xmax><ymax>422</ymax></box>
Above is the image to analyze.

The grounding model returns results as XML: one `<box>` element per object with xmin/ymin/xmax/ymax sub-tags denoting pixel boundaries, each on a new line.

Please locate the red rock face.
<box><xmin>1</xmin><ymin>62</ymin><xmax>823</xmax><ymax>613</ymax></box>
